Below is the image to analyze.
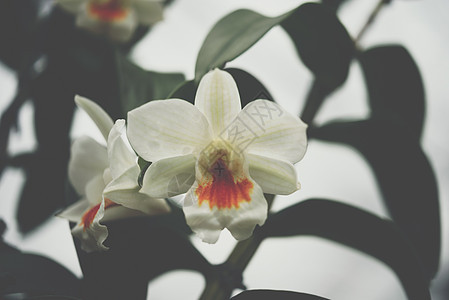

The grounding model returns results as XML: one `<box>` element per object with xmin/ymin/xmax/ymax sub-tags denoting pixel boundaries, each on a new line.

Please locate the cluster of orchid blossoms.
<box><xmin>55</xmin><ymin>0</ymin><xmax>163</xmax><ymax>42</ymax></box>
<box><xmin>59</xmin><ymin>69</ymin><xmax>308</xmax><ymax>252</ymax></box>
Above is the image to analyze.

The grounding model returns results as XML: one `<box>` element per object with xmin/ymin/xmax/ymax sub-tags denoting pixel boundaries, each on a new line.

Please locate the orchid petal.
<box><xmin>75</xmin><ymin>95</ymin><xmax>114</xmax><ymax>141</ymax></box>
<box><xmin>71</xmin><ymin>199</ymin><xmax>109</xmax><ymax>252</ymax></box>
<box><xmin>128</xmin><ymin>99</ymin><xmax>211</xmax><ymax>161</ymax></box>
<box><xmin>248</xmin><ymin>153</ymin><xmax>300</xmax><ymax>195</ymax></box>
<box><xmin>140</xmin><ymin>154</ymin><xmax>196</xmax><ymax>198</ymax></box>
<box><xmin>107</xmin><ymin>119</ymin><xmax>136</xmax><ymax>178</ymax></box>
<box><xmin>104</xmin><ymin>165</ymin><xmax>171</xmax><ymax>215</ymax></box>
<box><xmin>234</xmin><ymin>100</ymin><xmax>307</xmax><ymax>163</ymax></box>
<box><xmin>57</xmin><ymin>199</ymin><xmax>90</xmax><ymax>223</ymax></box>
<box><xmin>182</xmin><ymin>193</ymin><xmax>224</xmax><ymax>244</ymax></box>
<box><xmin>225</xmin><ymin>182</ymin><xmax>267</xmax><ymax>241</ymax></box>
<box><xmin>85</xmin><ymin>174</ymin><xmax>106</xmax><ymax>206</ymax></box>
<box><xmin>68</xmin><ymin>136</ymin><xmax>108</xmax><ymax>196</ymax></box>
<box><xmin>195</xmin><ymin>69</ymin><xmax>241</xmax><ymax>136</ymax></box>
<box><xmin>133</xmin><ymin>0</ymin><xmax>163</xmax><ymax>25</ymax></box>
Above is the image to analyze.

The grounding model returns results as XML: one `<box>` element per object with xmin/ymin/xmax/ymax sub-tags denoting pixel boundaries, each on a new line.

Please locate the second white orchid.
<box><xmin>127</xmin><ymin>69</ymin><xmax>308</xmax><ymax>243</ymax></box>
<box><xmin>59</xmin><ymin>95</ymin><xmax>170</xmax><ymax>252</ymax></box>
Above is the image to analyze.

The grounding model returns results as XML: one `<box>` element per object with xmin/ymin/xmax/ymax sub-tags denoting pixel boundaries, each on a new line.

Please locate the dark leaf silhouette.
<box><xmin>231</xmin><ymin>289</ymin><xmax>329</xmax><ymax>300</ymax></box>
<box><xmin>359</xmin><ymin>45</ymin><xmax>425</xmax><ymax>140</ymax></box>
<box><xmin>262</xmin><ymin>199</ymin><xmax>431</xmax><ymax>300</ymax></box>
<box><xmin>281</xmin><ymin>3</ymin><xmax>354</xmax><ymax>90</ymax></box>
<box><xmin>75</xmin><ymin>216</ymin><xmax>210</xmax><ymax>300</ymax></box>
<box><xmin>310</xmin><ymin>119</ymin><xmax>440</xmax><ymax>279</ymax></box>
<box><xmin>0</xmin><ymin>225</ymin><xmax>80</xmax><ymax>298</ymax></box>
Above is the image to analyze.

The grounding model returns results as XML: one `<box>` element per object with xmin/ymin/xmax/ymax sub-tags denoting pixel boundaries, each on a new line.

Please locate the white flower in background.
<box><xmin>55</xmin><ymin>0</ymin><xmax>163</xmax><ymax>42</ymax></box>
<box><xmin>127</xmin><ymin>69</ymin><xmax>307</xmax><ymax>243</ymax></box>
<box><xmin>58</xmin><ymin>95</ymin><xmax>170</xmax><ymax>252</ymax></box>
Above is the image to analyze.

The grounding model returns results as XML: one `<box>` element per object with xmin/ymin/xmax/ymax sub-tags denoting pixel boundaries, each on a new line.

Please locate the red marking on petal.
<box><xmin>81</xmin><ymin>198</ymin><xmax>117</xmax><ymax>230</ymax></box>
<box><xmin>88</xmin><ymin>0</ymin><xmax>128</xmax><ymax>21</ymax></box>
<box><xmin>196</xmin><ymin>158</ymin><xmax>253</xmax><ymax>209</ymax></box>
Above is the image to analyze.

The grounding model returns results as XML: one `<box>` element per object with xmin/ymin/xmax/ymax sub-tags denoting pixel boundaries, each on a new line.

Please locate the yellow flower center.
<box><xmin>196</xmin><ymin>140</ymin><xmax>253</xmax><ymax>210</ymax></box>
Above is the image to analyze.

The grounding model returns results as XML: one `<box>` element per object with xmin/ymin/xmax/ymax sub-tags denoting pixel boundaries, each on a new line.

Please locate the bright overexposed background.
<box><xmin>1</xmin><ymin>0</ymin><xmax>449</xmax><ymax>299</ymax></box>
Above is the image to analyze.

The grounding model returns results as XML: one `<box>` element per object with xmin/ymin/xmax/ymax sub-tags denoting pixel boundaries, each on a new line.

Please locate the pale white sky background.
<box><xmin>1</xmin><ymin>0</ymin><xmax>449</xmax><ymax>299</ymax></box>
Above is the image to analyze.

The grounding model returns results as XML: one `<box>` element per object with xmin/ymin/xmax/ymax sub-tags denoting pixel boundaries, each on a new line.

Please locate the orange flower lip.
<box><xmin>81</xmin><ymin>198</ymin><xmax>117</xmax><ymax>230</ymax></box>
<box><xmin>88</xmin><ymin>0</ymin><xmax>128</xmax><ymax>21</ymax></box>
<box><xmin>196</xmin><ymin>158</ymin><xmax>253</xmax><ymax>210</ymax></box>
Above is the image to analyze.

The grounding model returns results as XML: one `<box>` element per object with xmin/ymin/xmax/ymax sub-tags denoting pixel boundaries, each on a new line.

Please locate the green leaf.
<box><xmin>358</xmin><ymin>45</ymin><xmax>425</xmax><ymax>140</ymax></box>
<box><xmin>115</xmin><ymin>52</ymin><xmax>185</xmax><ymax>113</ymax></box>
<box><xmin>262</xmin><ymin>199</ymin><xmax>431</xmax><ymax>300</ymax></box>
<box><xmin>232</xmin><ymin>289</ymin><xmax>329</xmax><ymax>300</ymax></box>
<box><xmin>195</xmin><ymin>3</ymin><xmax>354</xmax><ymax>90</ymax></box>
<box><xmin>310</xmin><ymin>119</ymin><xmax>440</xmax><ymax>279</ymax></box>
<box><xmin>281</xmin><ymin>3</ymin><xmax>354</xmax><ymax>90</ymax></box>
<box><xmin>195</xmin><ymin>9</ymin><xmax>291</xmax><ymax>82</ymax></box>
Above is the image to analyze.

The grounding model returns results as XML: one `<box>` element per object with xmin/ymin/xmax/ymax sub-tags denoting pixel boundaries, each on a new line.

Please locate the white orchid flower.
<box><xmin>59</xmin><ymin>95</ymin><xmax>170</xmax><ymax>252</ymax></box>
<box><xmin>55</xmin><ymin>0</ymin><xmax>163</xmax><ymax>42</ymax></box>
<box><xmin>127</xmin><ymin>69</ymin><xmax>307</xmax><ymax>243</ymax></box>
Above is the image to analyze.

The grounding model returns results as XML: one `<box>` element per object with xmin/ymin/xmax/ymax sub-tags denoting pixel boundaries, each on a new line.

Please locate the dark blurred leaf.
<box><xmin>149</xmin><ymin>71</ymin><xmax>186</xmax><ymax>100</ymax></box>
<box><xmin>115</xmin><ymin>52</ymin><xmax>185</xmax><ymax>112</ymax></box>
<box><xmin>321</xmin><ymin>0</ymin><xmax>350</xmax><ymax>11</ymax></box>
<box><xmin>168</xmin><ymin>80</ymin><xmax>197</xmax><ymax>103</ymax></box>
<box><xmin>310</xmin><ymin>119</ymin><xmax>440</xmax><ymax>279</ymax></box>
<box><xmin>24</xmin><ymin>296</ymin><xmax>82</xmax><ymax>300</ymax></box>
<box><xmin>0</xmin><ymin>0</ymin><xmax>40</xmax><ymax>70</ymax></box>
<box><xmin>0</xmin><ymin>245</ymin><xmax>80</xmax><ymax>298</ymax></box>
<box><xmin>75</xmin><ymin>217</ymin><xmax>210</xmax><ymax>300</ymax></box>
<box><xmin>137</xmin><ymin>157</ymin><xmax>151</xmax><ymax>187</ymax></box>
<box><xmin>226</xmin><ymin>68</ymin><xmax>274</xmax><ymax>106</ymax></box>
<box><xmin>262</xmin><ymin>199</ymin><xmax>431</xmax><ymax>300</ymax></box>
<box><xmin>359</xmin><ymin>45</ymin><xmax>425</xmax><ymax>140</ymax></box>
<box><xmin>170</xmin><ymin>68</ymin><xmax>274</xmax><ymax>107</ymax></box>
<box><xmin>281</xmin><ymin>3</ymin><xmax>354</xmax><ymax>90</ymax></box>
<box><xmin>15</xmin><ymin>152</ymin><xmax>71</xmax><ymax>233</ymax></box>
<box><xmin>232</xmin><ymin>289</ymin><xmax>329</xmax><ymax>300</ymax></box>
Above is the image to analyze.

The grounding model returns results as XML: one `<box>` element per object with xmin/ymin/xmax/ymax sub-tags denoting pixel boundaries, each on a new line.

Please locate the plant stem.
<box><xmin>355</xmin><ymin>0</ymin><xmax>390</xmax><ymax>45</ymax></box>
<box><xmin>300</xmin><ymin>80</ymin><xmax>331</xmax><ymax>125</ymax></box>
<box><xmin>199</xmin><ymin>195</ymin><xmax>274</xmax><ymax>300</ymax></box>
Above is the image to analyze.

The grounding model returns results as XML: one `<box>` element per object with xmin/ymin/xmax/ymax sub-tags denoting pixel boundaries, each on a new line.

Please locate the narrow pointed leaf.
<box><xmin>262</xmin><ymin>199</ymin><xmax>431</xmax><ymax>300</ymax></box>
<box><xmin>195</xmin><ymin>9</ymin><xmax>291</xmax><ymax>82</ymax></box>
<box><xmin>310</xmin><ymin>119</ymin><xmax>440</xmax><ymax>279</ymax></box>
<box><xmin>359</xmin><ymin>45</ymin><xmax>425</xmax><ymax>140</ymax></box>
<box><xmin>195</xmin><ymin>3</ymin><xmax>354</xmax><ymax>90</ymax></box>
